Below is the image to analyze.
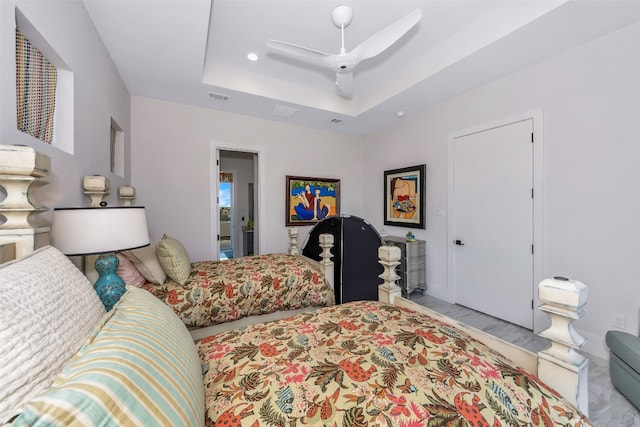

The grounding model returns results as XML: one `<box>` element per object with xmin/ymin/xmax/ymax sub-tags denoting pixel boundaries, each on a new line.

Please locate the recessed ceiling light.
<box><xmin>247</xmin><ymin>53</ymin><xmax>258</xmax><ymax>61</ymax></box>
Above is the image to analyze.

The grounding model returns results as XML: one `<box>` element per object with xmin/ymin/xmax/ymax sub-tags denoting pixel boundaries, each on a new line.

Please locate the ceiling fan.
<box><xmin>265</xmin><ymin>5</ymin><xmax>422</xmax><ymax>97</ymax></box>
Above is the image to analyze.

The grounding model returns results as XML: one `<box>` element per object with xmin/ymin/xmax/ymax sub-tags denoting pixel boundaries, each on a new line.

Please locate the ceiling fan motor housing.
<box><xmin>331</xmin><ymin>5</ymin><xmax>354</xmax><ymax>28</ymax></box>
<box><xmin>334</xmin><ymin>61</ymin><xmax>354</xmax><ymax>72</ymax></box>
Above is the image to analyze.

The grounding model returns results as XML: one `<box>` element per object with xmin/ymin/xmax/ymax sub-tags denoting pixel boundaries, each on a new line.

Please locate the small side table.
<box><xmin>384</xmin><ymin>235</ymin><xmax>426</xmax><ymax>298</ymax></box>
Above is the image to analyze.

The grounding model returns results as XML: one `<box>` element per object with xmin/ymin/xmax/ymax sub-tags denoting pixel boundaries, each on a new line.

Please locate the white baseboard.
<box><xmin>580</xmin><ymin>329</ymin><xmax>609</xmax><ymax>360</ymax></box>
<box><xmin>424</xmin><ymin>283</ymin><xmax>454</xmax><ymax>302</ymax></box>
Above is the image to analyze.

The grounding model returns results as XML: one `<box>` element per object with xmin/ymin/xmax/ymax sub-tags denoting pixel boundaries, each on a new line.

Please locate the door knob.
<box><xmin>454</xmin><ymin>240</ymin><xmax>465</xmax><ymax>246</ymax></box>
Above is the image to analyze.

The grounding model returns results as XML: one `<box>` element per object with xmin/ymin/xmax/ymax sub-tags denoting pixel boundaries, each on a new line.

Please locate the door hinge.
<box><xmin>531</xmin><ymin>299</ymin><xmax>534</xmax><ymax>309</ymax></box>
<box><xmin>531</xmin><ymin>133</ymin><xmax>534</xmax><ymax>143</ymax></box>
<box><xmin>217</xmin><ymin>159</ymin><xmax>219</xmax><ymax>166</ymax></box>
<box><xmin>531</xmin><ymin>244</ymin><xmax>534</xmax><ymax>254</ymax></box>
<box><xmin>531</xmin><ymin>188</ymin><xmax>534</xmax><ymax>198</ymax></box>
<box><xmin>217</xmin><ymin>234</ymin><xmax>220</xmax><ymax>241</ymax></box>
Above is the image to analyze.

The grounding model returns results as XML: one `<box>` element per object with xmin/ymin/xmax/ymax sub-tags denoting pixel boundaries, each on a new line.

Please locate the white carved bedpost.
<box><xmin>378</xmin><ymin>245</ymin><xmax>402</xmax><ymax>304</ymax></box>
<box><xmin>0</xmin><ymin>242</ymin><xmax>17</xmax><ymax>263</ymax></box>
<box><xmin>537</xmin><ymin>276</ymin><xmax>588</xmax><ymax>416</ymax></box>
<box><xmin>288</xmin><ymin>227</ymin><xmax>299</xmax><ymax>255</ymax></box>
<box><xmin>317</xmin><ymin>233</ymin><xmax>334</xmax><ymax>290</ymax></box>
<box><xmin>0</xmin><ymin>145</ymin><xmax>51</xmax><ymax>258</ymax></box>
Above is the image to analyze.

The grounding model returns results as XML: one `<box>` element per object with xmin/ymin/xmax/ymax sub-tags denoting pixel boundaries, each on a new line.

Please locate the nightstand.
<box><xmin>384</xmin><ymin>235</ymin><xmax>426</xmax><ymax>298</ymax></box>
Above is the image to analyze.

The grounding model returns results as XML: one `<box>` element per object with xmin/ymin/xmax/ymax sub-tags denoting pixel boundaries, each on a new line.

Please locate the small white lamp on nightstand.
<box><xmin>52</xmin><ymin>206</ymin><xmax>149</xmax><ymax>310</ymax></box>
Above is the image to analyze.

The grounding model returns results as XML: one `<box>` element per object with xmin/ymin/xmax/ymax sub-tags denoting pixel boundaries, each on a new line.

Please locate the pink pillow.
<box><xmin>116</xmin><ymin>253</ymin><xmax>146</xmax><ymax>287</ymax></box>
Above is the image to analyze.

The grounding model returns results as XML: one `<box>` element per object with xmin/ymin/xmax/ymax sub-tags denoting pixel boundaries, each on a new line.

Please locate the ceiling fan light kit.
<box><xmin>266</xmin><ymin>6</ymin><xmax>421</xmax><ymax>98</ymax></box>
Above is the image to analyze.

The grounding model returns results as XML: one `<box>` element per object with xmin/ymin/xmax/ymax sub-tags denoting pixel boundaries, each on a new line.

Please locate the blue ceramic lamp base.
<box><xmin>94</xmin><ymin>253</ymin><xmax>126</xmax><ymax>311</ymax></box>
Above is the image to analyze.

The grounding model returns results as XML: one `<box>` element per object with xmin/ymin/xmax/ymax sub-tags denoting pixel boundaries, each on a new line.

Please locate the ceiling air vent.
<box><xmin>330</xmin><ymin>118</ymin><xmax>344</xmax><ymax>124</ymax></box>
<box><xmin>208</xmin><ymin>92</ymin><xmax>230</xmax><ymax>101</ymax></box>
<box><xmin>271</xmin><ymin>105</ymin><xmax>299</xmax><ymax>118</ymax></box>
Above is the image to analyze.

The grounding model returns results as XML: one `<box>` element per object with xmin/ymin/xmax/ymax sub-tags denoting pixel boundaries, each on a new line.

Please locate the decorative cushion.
<box><xmin>122</xmin><ymin>241</ymin><xmax>166</xmax><ymax>284</ymax></box>
<box><xmin>0</xmin><ymin>246</ymin><xmax>105</xmax><ymax>422</ymax></box>
<box><xmin>116</xmin><ymin>252</ymin><xmax>146</xmax><ymax>287</ymax></box>
<box><xmin>156</xmin><ymin>234</ymin><xmax>191</xmax><ymax>285</ymax></box>
<box><xmin>606</xmin><ymin>331</ymin><xmax>640</xmax><ymax>375</ymax></box>
<box><xmin>11</xmin><ymin>286</ymin><xmax>205</xmax><ymax>426</ymax></box>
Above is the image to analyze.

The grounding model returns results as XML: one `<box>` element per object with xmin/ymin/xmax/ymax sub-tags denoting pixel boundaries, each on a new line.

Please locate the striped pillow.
<box><xmin>10</xmin><ymin>286</ymin><xmax>204</xmax><ymax>426</ymax></box>
<box><xmin>156</xmin><ymin>234</ymin><xmax>191</xmax><ymax>285</ymax></box>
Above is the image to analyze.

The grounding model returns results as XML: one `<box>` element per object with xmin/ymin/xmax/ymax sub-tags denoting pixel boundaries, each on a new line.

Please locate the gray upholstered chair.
<box><xmin>606</xmin><ymin>330</ymin><xmax>640</xmax><ymax>410</ymax></box>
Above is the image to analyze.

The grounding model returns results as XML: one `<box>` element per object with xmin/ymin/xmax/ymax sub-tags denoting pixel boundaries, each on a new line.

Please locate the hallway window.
<box><xmin>219</xmin><ymin>173</ymin><xmax>233</xmax><ymax>259</ymax></box>
<box><xmin>219</xmin><ymin>182</ymin><xmax>231</xmax><ymax>219</ymax></box>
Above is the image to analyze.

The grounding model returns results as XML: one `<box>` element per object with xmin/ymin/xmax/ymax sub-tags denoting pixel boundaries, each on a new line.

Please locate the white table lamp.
<box><xmin>52</xmin><ymin>206</ymin><xmax>149</xmax><ymax>310</ymax></box>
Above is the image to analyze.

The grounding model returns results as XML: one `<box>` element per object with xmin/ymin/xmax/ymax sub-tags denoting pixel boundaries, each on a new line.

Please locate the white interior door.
<box><xmin>453</xmin><ymin>119</ymin><xmax>534</xmax><ymax>329</ymax></box>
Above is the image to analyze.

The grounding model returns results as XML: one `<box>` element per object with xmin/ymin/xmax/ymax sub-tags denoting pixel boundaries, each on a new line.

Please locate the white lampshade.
<box><xmin>52</xmin><ymin>207</ymin><xmax>150</xmax><ymax>256</ymax></box>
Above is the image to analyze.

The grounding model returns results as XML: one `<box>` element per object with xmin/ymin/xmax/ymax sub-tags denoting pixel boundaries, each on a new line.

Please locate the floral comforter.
<box><xmin>197</xmin><ymin>301</ymin><xmax>592</xmax><ymax>426</ymax></box>
<box><xmin>144</xmin><ymin>254</ymin><xmax>335</xmax><ymax>329</ymax></box>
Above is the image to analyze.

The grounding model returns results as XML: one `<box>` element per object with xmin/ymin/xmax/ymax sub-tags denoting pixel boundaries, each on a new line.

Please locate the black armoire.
<box><xmin>302</xmin><ymin>215</ymin><xmax>384</xmax><ymax>304</ymax></box>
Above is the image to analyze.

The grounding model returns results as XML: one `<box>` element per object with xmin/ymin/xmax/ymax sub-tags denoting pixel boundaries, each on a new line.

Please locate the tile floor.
<box><xmin>410</xmin><ymin>293</ymin><xmax>640</xmax><ymax>426</ymax></box>
<box><xmin>219</xmin><ymin>238</ymin><xmax>233</xmax><ymax>260</ymax></box>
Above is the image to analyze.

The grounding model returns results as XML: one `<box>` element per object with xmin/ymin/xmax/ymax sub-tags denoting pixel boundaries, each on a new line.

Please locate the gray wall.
<box><xmin>131</xmin><ymin>96</ymin><xmax>365</xmax><ymax>261</ymax></box>
<box><xmin>0</xmin><ymin>0</ymin><xmax>131</xmax><ymax>210</ymax></box>
<box><xmin>364</xmin><ymin>20</ymin><xmax>640</xmax><ymax>358</ymax></box>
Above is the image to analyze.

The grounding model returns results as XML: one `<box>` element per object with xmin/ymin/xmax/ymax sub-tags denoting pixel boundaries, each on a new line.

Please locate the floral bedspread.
<box><xmin>197</xmin><ymin>301</ymin><xmax>592</xmax><ymax>427</ymax></box>
<box><xmin>144</xmin><ymin>254</ymin><xmax>334</xmax><ymax>329</ymax></box>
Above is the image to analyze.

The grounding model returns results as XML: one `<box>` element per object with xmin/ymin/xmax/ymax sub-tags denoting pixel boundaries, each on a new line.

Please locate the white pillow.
<box><xmin>0</xmin><ymin>246</ymin><xmax>105</xmax><ymax>422</ymax></box>
<box><xmin>122</xmin><ymin>241</ymin><xmax>167</xmax><ymax>284</ymax></box>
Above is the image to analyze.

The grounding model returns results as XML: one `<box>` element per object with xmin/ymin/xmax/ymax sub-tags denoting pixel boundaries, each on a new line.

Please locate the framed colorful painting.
<box><xmin>383</xmin><ymin>164</ymin><xmax>426</xmax><ymax>229</ymax></box>
<box><xmin>286</xmin><ymin>176</ymin><xmax>340</xmax><ymax>226</ymax></box>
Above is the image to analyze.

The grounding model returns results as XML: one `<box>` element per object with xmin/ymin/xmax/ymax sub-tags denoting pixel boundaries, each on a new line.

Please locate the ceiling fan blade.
<box><xmin>336</xmin><ymin>72</ymin><xmax>354</xmax><ymax>97</ymax></box>
<box><xmin>265</xmin><ymin>39</ymin><xmax>332</xmax><ymax>67</ymax></box>
<box><xmin>266</xmin><ymin>7</ymin><xmax>420</xmax><ymax>97</ymax></box>
<box><xmin>350</xmin><ymin>8</ymin><xmax>421</xmax><ymax>62</ymax></box>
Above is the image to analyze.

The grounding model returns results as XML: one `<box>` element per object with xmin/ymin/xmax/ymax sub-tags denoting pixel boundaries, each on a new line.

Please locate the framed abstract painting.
<box><xmin>383</xmin><ymin>164</ymin><xmax>426</xmax><ymax>229</ymax></box>
<box><xmin>286</xmin><ymin>176</ymin><xmax>340</xmax><ymax>226</ymax></box>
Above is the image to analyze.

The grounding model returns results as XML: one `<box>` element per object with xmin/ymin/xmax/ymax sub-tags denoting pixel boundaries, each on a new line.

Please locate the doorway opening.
<box><xmin>213</xmin><ymin>145</ymin><xmax>262</xmax><ymax>261</ymax></box>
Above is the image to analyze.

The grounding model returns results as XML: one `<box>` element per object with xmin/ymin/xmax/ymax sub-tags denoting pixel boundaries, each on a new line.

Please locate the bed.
<box><xmin>115</xmin><ymin>229</ymin><xmax>336</xmax><ymax>331</ymax></box>
<box><xmin>0</xmin><ymin>144</ymin><xmax>592</xmax><ymax>425</ymax></box>
<box><xmin>0</xmin><ymin>243</ymin><xmax>592</xmax><ymax>426</ymax></box>
<box><xmin>193</xmin><ymin>245</ymin><xmax>591</xmax><ymax>425</ymax></box>
<box><xmin>197</xmin><ymin>300</ymin><xmax>590</xmax><ymax>426</ymax></box>
<box><xmin>140</xmin><ymin>251</ymin><xmax>335</xmax><ymax>330</ymax></box>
